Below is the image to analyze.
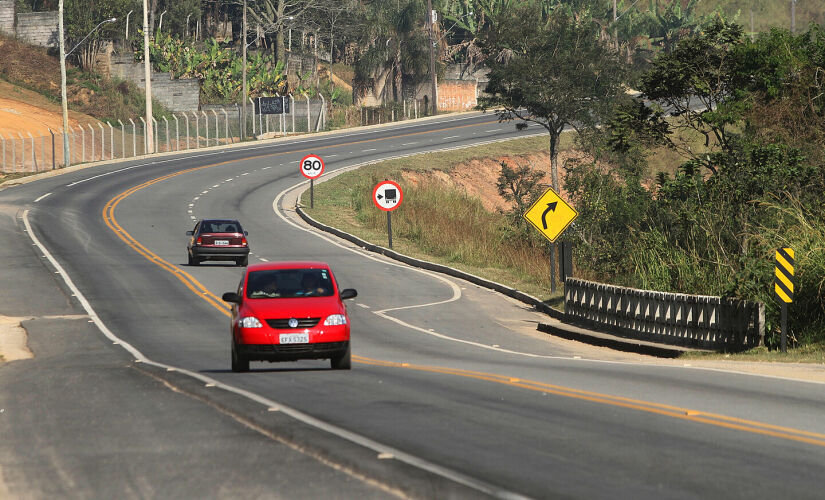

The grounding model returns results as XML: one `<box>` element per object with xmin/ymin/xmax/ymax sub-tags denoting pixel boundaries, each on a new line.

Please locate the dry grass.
<box><xmin>304</xmin><ymin>134</ymin><xmax>572</xmax><ymax>302</ymax></box>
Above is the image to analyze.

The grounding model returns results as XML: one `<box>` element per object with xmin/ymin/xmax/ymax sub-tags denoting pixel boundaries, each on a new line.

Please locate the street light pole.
<box><xmin>143</xmin><ymin>0</ymin><xmax>154</xmax><ymax>153</ymax></box>
<box><xmin>126</xmin><ymin>10</ymin><xmax>133</xmax><ymax>40</ymax></box>
<box><xmin>59</xmin><ymin>0</ymin><xmax>69</xmax><ymax>167</ymax></box>
<box><xmin>426</xmin><ymin>0</ymin><xmax>438</xmax><ymax>116</ymax></box>
<box><xmin>241</xmin><ymin>0</ymin><xmax>247</xmax><ymax>140</ymax></box>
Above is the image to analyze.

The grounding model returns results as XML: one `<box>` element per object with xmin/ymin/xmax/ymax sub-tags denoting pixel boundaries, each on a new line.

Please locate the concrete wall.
<box><xmin>110</xmin><ymin>55</ymin><xmax>200</xmax><ymax>112</ymax></box>
<box><xmin>0</xmin><ymin>1</ymin><xmax>13</xmax><ymax>35</ymax></box>
<box><xmin>15</xmin><ymin>11</ymin><xmax>58</xmax><ymax>48</ymax></box>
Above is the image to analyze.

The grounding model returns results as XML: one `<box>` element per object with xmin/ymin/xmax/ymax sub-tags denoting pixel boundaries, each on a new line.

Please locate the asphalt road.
<box><xmin>1</xmin><ymin>113</ymin><xmax>824</xmax><ymax>499</ymax></box>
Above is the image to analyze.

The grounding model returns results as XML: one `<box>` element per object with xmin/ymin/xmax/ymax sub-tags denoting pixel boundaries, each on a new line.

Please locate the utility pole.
<box><xmin>613</xmin><ymin>0</ymin><xmax>619</xmax><ymax>52</ymax></box>
<box><xmin>791</xmin><ymin>0</ymin><xmax>796</xmax><ymax>34</ymax></box>
<box><xmin>426</xmin><ymin>0</ymin><xmax>438</xmax><ymax>115</ymax></box>
<box><xmin>241</xmin><ymin>0</ymin><xmax>247</xmax><ymax>140</ymax></box>
<box><xmin>58</xmin><ymin>0</ymin><xmax>70</xmax><ymax>167</ymax></box>
<box><xmin>143</xmin><ymin>0</ymin><xmax>154</xmax><ymax>153</ymax></box>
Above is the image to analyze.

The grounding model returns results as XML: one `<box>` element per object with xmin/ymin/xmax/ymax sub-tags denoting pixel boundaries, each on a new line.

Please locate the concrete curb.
<box><xmin>536</xmin><ymin>322</ymin><xmax>687</xmax><ymax>358</ymax></box>
<box><xmin>294</xmin><ymin>205</ymin><xmax>564</xmax><ymax>321</ymax></box>
<box><xmin>295</xmin><ymin>204</ymin><xmax>698</xmax><ymax>359</ymax></box>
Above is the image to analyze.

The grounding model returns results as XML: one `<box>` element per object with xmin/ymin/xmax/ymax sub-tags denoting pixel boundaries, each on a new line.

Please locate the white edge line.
<box><xmin>60</xmin><ymin>113</ymin><xmax>496</xmax><ymax>189</ymax></box>
<box><xmin>22</xmin><ymin>208</ymin><xmax>524</xmax><ymax>500</ymax></box>
<box><xmin>273</xmin><ymin>141</ymin><xmax>825</xmax><ymax>386</ymax></box>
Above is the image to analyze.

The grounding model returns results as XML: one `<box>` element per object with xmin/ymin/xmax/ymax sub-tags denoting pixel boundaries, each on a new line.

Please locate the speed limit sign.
<box><xmin>299</xmin><ymin>154</ymin><xmax>325</xmax><ymax>179</ymax></box>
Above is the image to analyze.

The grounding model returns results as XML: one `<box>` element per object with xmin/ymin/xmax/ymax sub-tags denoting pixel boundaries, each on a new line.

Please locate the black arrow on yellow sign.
<box><xmin>541</xmin><ymin>202</ymin><xmax>558</xmax><ymax>229</ymax></box>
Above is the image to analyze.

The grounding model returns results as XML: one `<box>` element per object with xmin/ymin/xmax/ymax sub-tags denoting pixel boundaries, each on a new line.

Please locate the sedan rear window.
<box><xmin>201</xmin><ymin>221</ymin><xmax>241</xmax><ymax>233</ymax></box>
<box><xmin>247</xmin><ymin>269</ymin><xmax>334</xmax><ymax>298</ymax></box>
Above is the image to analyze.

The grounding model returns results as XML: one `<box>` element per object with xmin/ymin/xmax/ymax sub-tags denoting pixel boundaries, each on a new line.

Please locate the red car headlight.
<box><xmin>323</xmin><ymin>314</ymin><xmax>347</xmax><ymax>326</ymax></box>
<box><xmin>239</xmin><ymin>316</ymin><xmax>263</xmax><ymax>328</ymax></box>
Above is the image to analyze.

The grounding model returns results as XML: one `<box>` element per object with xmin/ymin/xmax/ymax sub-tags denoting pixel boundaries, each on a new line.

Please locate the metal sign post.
<box><xmin>373</xmin><ymin>180</ymin><xmax>404</xmax><ymax>249</ymax></box>
<box><xmin>299</xmin><ymin>154</ymin><xmax>324</xmax><ymax>209</ymax></box>
<box><xmin>774</xmin><ymin>247</ymin><xmax>795</xmax><ymax>352</ymax></box>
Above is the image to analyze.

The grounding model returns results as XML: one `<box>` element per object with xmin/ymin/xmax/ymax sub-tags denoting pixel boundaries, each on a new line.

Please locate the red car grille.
<box><xmin>265</xmin><ymin>318</ymin><xmax>321</xmax><ymax>329</ymax></box>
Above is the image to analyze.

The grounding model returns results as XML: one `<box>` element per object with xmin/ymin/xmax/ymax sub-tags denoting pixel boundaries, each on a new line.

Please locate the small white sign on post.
<box><xmin>372</xmin><ymin>180</ymin><xmax>403</xmax><ymax>211</ymax></box>
<box><xmin>373</xmin><ymin>180</ymin><xmax>404</xmax><ymax>249</ymax></box>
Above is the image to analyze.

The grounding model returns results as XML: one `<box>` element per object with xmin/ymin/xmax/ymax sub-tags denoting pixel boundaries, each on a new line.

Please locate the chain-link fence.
<box><xmin>0</xmin><ymin>96</ymin><xmax>329</xmax><ymax>173</ymax></box>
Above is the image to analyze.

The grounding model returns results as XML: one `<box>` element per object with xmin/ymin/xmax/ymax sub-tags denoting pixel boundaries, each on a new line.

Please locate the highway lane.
<box><xmin>3</xmin><ymin>113</ymin><xmax>825</xmax><ymax>499</ymax></box>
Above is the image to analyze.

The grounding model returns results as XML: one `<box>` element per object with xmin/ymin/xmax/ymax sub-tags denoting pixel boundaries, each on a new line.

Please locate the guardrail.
<box><xmin>564</xmin><ymin>278</ymin><xmax>765</xmax><ymax>351</ymax></box>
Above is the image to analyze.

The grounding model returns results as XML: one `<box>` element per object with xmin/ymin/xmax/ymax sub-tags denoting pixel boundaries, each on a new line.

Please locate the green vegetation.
<box><xmin>0</xmin><ymin>33</ymin><xmax>169</xmax><ymax>122</ymax></box>
<box><xmin>143</xmin><ymin>32</ymin><xmax>288</xmax><ymax>103</ymax></box>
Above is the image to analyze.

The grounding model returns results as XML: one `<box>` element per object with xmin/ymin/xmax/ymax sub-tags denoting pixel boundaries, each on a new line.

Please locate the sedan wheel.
<box><xmin>231</xmin><ymin>339</ymin><xmax>249</xmax><ymax>372</ymax></box>
<box><xmin>330</xmin><ymin>343</ymin><xmax>351</xmax><ymax>370</ymax></box>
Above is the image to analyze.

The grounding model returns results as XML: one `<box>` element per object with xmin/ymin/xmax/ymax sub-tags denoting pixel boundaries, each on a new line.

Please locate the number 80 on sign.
<box><xmin>299</xmin><ymin>154</ymin><xmax>325</xmax><ymax>179</ymax></box>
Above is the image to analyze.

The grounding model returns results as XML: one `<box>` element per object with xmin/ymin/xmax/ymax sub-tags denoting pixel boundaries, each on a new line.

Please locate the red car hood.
<box><xmin>241</xmin><ymin>296</ymin><xmax>345</xmax><ymax>319</ymax></box>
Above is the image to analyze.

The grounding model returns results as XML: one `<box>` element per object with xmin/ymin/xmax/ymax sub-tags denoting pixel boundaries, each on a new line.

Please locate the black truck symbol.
<box><xmin>377</xmin><ymin>188</ymin><xmax>397</xmax><ymax>204</ymax></box>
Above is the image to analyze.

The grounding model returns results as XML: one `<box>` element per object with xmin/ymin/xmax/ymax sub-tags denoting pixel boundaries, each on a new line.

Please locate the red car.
<box><xmin>186</xmin><ymin>219</ymin><xmax>250</xmax><ymax>266</ymax></box>
<box><xmin>222</xmin><ymin>261</ymin><xmax>357</xmax><ymax>372</ymax></box>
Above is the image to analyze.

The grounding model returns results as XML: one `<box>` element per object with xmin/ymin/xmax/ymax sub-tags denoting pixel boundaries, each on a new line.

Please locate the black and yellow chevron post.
<box><xmin>774</xmin><ymin>247</ymin><xmax>795</xmax><ymax>352</ymax></box>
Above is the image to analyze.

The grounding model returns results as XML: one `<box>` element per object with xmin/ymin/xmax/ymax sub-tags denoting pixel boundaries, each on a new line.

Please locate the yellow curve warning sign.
<box><xmin>523</xmin><ymin>187</ymin><xmax>578</xmax><ymax>243</ymax></box>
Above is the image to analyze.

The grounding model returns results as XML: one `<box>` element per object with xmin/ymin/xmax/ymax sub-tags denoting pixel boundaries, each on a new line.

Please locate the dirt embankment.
<box><xmin>401</xmin><ymin>150</ymin><xmax>590</xmax><ymax>212</ymax></box>
<box><xmin>0</xmin><ymin>34</ymin><xmax>112</xmax><ymax>137</ymax></box>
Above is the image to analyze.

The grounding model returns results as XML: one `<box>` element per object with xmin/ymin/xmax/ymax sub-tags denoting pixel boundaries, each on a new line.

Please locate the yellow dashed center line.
<box><xmin>101</xmin><ymin>122</ymin><xmax>825</xmax><ymax>450</ymax></box>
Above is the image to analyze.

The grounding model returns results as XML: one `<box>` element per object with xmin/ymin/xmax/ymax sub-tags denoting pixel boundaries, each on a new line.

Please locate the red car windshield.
<box><xmin>246</xmin><ymin>269</ymin><xmax>334</xmax><ymax>298</ymax></box>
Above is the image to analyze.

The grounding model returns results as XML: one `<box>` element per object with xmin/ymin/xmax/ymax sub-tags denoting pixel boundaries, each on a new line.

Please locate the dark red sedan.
<box><xmin>221</xmin><ymin>261</ymin><xmax>357</xmax><ymax>372</ymax></box>
<box><xmin>186</xmin><ymin>219</ymin><xmax>250</xmax><ymax>266</ymax></box>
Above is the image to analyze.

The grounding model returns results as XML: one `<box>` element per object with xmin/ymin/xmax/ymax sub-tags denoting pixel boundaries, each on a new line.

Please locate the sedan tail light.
<box><xmin>196</xmin><ymin>236</ymin><xmax>202</xmax><ymax>245</ymax></box>
<box><xmin>241</xmin><ymin>236</ymin><xmax>248</xmax><ymax>246</ymax></box>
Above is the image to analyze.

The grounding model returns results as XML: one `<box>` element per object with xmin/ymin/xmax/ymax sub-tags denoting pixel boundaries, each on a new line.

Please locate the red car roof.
<box><xmin>245</xmin><ymin>261</ymin><xmax>331</xmax><ymax>272</ymax></box>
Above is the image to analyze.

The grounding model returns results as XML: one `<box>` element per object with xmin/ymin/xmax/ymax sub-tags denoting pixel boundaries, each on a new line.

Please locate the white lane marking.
<box><xmin>241</xmin><ymin>172</ymin><xmax>249</xmax><ymax>176</ymax></box>
<box><xmin>188</xmin><ymin>203</ymin><xmax>194</xmax><ymax>207</ymax></box>
<box><xmin>23</xmin><ymin>207</ymin><xmax>523</xmax><ymax>500</ymax></box>
<box><xmin>356</xmin><ymin>303</ymin><xmax>370</xmax><ymax>309</ymax></box>
<box><xmin>263</xmin><ymin>166</ymin><xmax>272</xmax><ymax>170</ymax></box>
<box><xmin>443</xmin><ymin>135</ymin><xmax>459</xmax><ymax>140</ymax></box>
<box><xmin>33</xmin><ymin>192</ymin><xmax>52</xmax><ymax>203</ymax></box>
<box><xmin>225</xmin><ymin>178</ymin><xmax>233</xmax><ymax>182</ymax></box>
<box><xmin>362</xmin><ymin>148</ymin><xmax>377</xmax><ymax>152</ymax></box>
<box><xmin>201</xmin><ymin>191</ymin><xmax>208</xmax><ymax>194</ymax></box>
<box><xmin>401</xmin><ymin>142</ymin><xmax>418</xmax><ymax>146</ymax></box>
<box><xmin>58</xmin><ymin>113</ymin><xmax>495</xmax><ymax>189</ymax></box>
<box><xmin>327</xmin><ymin>154</ymin><xmax>338</xmax><ymax>158</ymax></box>
<box><xmin>486</xmin><ymin>128</ymin><xmax>502</xmax><ymax>132</ymax></box>
<box><xmin>273</xmin><ymin>155</ymin><xmax>825</xmax><ymax>385</ymax></box>
<box><xmin>66</xmin><ymin>163</ymin><xmax>147</xmax><ymax>187</ymax></box>
<box><xmin>193</xmin><ymin>197</ymin><xmax>199</xmax><ymax>200</ymax></box>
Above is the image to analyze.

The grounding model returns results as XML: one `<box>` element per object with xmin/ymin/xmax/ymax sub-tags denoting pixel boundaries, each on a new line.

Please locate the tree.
<box><xmin>496</xmin><ymin>160</ymin><xmax>545</xmax><ymax>229</ymax></box>
<box><xmin>635</xmin><ymin>18</ymin><xmax>746</xmax><ymax>174</ymax></box>
<box><xmin>642</xmin><ymin>0</ymin><xmax>703</xmax><ymax>54</ymax></box>
<box><xmin>64</xmin><ymin>0</ymin><xmax>136</xmax><ymax>69</ymax></box>
<box><xmin>247</xmin><ymin>0</ymin><xmax>318</xmax><ymax>64</ymax></box>
<box><xmin>354</xmin><ymin>0</ymin><xmax>430</xmax><ymax>104</ymax></box>
<box><xmin>477</xmin><ymin>4</ymin><xmax>626</xmax><ymax>191</ymax></box>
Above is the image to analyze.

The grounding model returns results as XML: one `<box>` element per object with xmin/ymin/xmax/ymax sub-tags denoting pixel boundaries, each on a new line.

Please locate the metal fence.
<box><xmin>0</xmin><ymin>96</ymin><xmax>328</xmax><ymax>173</ymax></box>
<box><xmin>360</xmin><ymin>99</ymin><xmax>433</xmax><ymax>126</ymax></box>
<box><xmin>564</xmin><ymin>278</ymin><xmax>765</xmax><ymax>351</ymax></box>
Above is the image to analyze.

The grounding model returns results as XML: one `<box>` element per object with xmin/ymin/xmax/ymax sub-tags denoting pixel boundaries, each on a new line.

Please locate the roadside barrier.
<box><xmin>564</xmin><ymin>278</ymin><xmax>765</xmax><ymax>351</ymax></box>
